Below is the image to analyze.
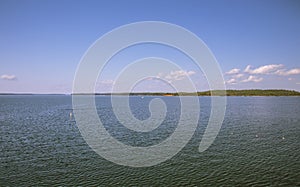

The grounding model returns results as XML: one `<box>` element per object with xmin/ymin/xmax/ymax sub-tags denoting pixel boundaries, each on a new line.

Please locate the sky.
<box><xmin>0</xmin><ymin>0</ymin><xmax>300</xmax><ymax>93</ymax></box>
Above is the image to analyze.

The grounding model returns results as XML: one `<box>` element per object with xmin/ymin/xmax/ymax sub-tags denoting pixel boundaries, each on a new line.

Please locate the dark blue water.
<box><xmin>0</xmin><ymin>95</ymin><xmax>299</xmax><ymax>186</ymax></box>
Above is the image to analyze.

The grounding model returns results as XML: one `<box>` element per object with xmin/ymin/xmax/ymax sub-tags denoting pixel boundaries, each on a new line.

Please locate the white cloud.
<box><xmin>274</xmin><ymin>68</ymin><xmax>300</xmax><ymax>76</ymax></box>
<box><xmin>243</xmin><ymin>64</ymin><xmax>300</xmax><ymax>76</ymax></box>
<box><xmin>225</xmin><ymin>64</ymin><xmax>300</xmax><ymax>86</ymax></box>
<box><xmin>286</xmin><ymin>68</ymin><xmax>300</xmax><ymax>75</ymax></box>
<box><xmin>244</xmin><ymin>64</ymin><xmax>283</xmax><ymax>74</ymax></box>
<box><xmin>164</xmin><ymin>70</ymin><xmax>196</xmax><ymax>81</ymax></box>
<box><xmin>1</xmin><ymin>74</ymin><xmax>17</xmax><ymax>80</ymax></box>
<box><xmin>226</xmin><ymin>75</ymin><xmax>262</xmax><ymax>84</ymax></box>
<box><xmin>241</xmin><ymin>75</ymin><xmax>263</xmax><ymax>83</ymax></box>
<box><xmin>226</xmin><ymin>78</ymin><xmax>237</xmax><ymax>84</ymax></box>
<box><xmin>226</xmin><ymin>68</ymin><xmax>240</xmax><ymax>74</ymax></box>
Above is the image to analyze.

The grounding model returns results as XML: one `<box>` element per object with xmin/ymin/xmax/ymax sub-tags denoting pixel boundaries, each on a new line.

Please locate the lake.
<box><xmin>0</xmin><ymin>95</ymin><xmax>299</xmax><ymax>186</ymax></box>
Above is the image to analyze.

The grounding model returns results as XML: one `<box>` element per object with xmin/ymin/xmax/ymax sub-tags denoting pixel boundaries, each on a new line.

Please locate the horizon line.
<box><xmin>1</xmin><ymin>89</ymin><xmax>300</xmax><ymax>95</ymax></box>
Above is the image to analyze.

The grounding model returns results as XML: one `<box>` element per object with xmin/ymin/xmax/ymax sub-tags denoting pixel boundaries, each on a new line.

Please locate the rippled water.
<box><xmin>0</xmin><ymin>95</ymin><xmax>299</xmax><ymax>186</ymax></box>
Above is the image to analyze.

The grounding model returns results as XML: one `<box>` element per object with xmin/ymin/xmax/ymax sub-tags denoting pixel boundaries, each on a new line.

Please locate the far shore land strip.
<box><xmin>1</xmin><ymin>89</ymin><xmax>300</xmax><ymax>96</ymax></box>
<box><xmin>72</xmin><ymin>89</ymin><xmax>300</xmax><ymax>96</ymax></box>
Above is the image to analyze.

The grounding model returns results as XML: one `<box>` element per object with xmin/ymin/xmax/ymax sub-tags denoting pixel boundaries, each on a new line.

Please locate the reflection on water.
<box><xmin>0</xmin><ymin>95</ymin><xmax>299</xmax><ymax>186</ymax></box>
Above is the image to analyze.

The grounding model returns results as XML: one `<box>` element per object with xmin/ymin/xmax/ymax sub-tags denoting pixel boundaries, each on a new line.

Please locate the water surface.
<box><xmin>0</xmin><ymin>95</ymin><xmax>299</xmax><ymax>186</ymax></box>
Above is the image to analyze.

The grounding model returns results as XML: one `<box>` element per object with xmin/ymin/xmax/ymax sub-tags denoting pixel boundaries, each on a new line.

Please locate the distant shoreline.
<box><xmin>75</xmin><ymin>89</ymin><xmax>300</xmax><ymax>96</ymax></box>
<box><xmin>2</xmin><ymin>89</ymin><xmax>299</xmax><ymax>96</ymax></box>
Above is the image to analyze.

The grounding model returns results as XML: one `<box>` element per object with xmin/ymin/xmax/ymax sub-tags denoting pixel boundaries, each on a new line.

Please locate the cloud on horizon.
<box><xmin>1</xmin><ymin>74</ymin><xmax>17</xmax><ymax>81</ymax></box>
<box><xmin>225</xmin><ymin>64</ymin><xmax>300</xmax><ymax>85</ymax></box>
<box><xmin>159</xmin><ymin>70</ymin><xmax>196</xmax><ymax>82</ymax></box>
<box><xmin>226</xmin><ymin>78</ymin><xmax>237</xmax><ymax>84</ymax></box>
<box><xmin>241</xmin><ymin>75</ymin><xmax>263</xmax><ymax>83</ymax></box>
<box><xmin>274</xmin><ymin>68</ymin><xmax>300</xmax><ymax>76</ymax></box>
<box><xmin>226</xmin><ymin>68</ymin><xmax>240</xmax><ymax>75</ymax></box>
<box><xmin>244</xmin><ymin>64</ymin><xmax>283</xmax><ymax>74</ymax></box>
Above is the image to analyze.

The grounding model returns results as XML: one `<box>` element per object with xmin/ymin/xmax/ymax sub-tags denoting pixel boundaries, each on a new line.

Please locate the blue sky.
<box><xmin>0</xmin><ymin>0</ymin><xmax>300</xmax><ymax>93</ymax></box>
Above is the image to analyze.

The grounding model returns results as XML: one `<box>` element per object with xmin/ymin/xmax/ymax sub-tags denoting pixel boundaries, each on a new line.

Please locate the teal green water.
<box><xmin>0</xmin><ymin>95</ymin><xmax>299</xmax><ymax>186</ymax></box>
